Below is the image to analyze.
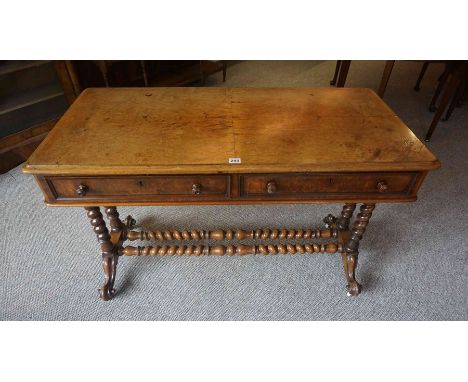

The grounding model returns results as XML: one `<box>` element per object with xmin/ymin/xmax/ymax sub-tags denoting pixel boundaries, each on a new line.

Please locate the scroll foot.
<box><xmin>99</xmin><ymin>255</ymin><xmax>118</xmax><ymax>301</ymax></box>
<box><xmin>99</xmin><ymin>286</ymin><xmax>116</xmax><ymax>301</ymax></box>
<box><xmin>85</xmin><ymin>207</ymin><xmax>119</xmax><ymax>301</ymax></box>
<box><xmin>341</xmin><ymin>252</ymin><xmax>362</xmax><ymax>297</ymax></box>
<box><xmin>346</xmin><ymin>281</ymin><xmax>362</xmax><ymax>297</ymax></box>
<box><xmin>340</xmin><ymin>204</ymin><xmax>374</xmax><ymax>297</ymax></box>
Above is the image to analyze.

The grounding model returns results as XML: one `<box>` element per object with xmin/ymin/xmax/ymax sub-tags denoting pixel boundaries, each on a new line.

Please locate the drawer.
<box><xmin>45</xmin><ymin>175</ymin><xmax>230</xmax><ymax>201</ymax></box>
<box><xmin>240</xmin><ymin>172</ymin><xmax>418</xmax><ymax>198</ymax></box>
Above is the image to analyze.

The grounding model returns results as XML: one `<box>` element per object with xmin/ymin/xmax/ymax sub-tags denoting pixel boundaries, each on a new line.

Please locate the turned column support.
<box><xmin>337</xmin><ymin>203</ymin><xmax>357</xmax><ymax>230</ymax></box>
<box><xmin>127</xmin><ymin>227</ymin><xmax>337</xmax><ymax>241</ymax></box>
<box><xmin>342</xmin><ymin>203</ymin><xmax>375</xmax><ymax>297</ymax></box>
<box><xmin>85</xmin><ymin>207</ymin><xmax>119</xmax><ymax>301</ymax></box>
<box><xmin>104</xmin><ymin>206</ymin><xmax>123</xmax><ymax>233</ymax></box>
<box><xmin>121</xmin><ymin>242</ymin><xmax>342</xmax><ymax>256</ymax></box>
<box><xmin>83</xmin><ymin>203</ymin><xmax>375</xmax><ymax>300</ymax></box>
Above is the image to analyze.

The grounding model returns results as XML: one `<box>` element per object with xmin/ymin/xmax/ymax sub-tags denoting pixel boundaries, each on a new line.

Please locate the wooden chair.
<box><xmin>93</xmin><ymin>60</ymin><xmax>227</xmax><ymax>87</ymax></box>
<box><xmin>93</xmin><ymin>60</ymin><xmax>148</xmax><ymax>87</ymax></box>
<box><xmin>330</xmin><ymin>60</ymin><xmax>468</xmax><ymax>140</ymax></box>
<box><xmin>330</xmin><ymin>60</ymin><xmax>351</xmax><ymax>88</ymax></box>
<box><xmin>424</xmin><ymin>61</ymin><xmax>468</xmax><ymax>141</ymax></box>
<box><xmin>330</xmin><ymin>60</ymin><xmax>393</xmax><ymax>98</ymax></box>
<box><xmin>330</xmin><ymin>60</ymin><xmax>342</xmax><ymax>85</ymax></box>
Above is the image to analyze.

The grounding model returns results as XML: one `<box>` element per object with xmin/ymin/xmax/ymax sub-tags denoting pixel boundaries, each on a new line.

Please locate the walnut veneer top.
<box><xmin>23</xmin><ymin>87</ymin><xmax>440</xmax><ymax>175</ymax></box>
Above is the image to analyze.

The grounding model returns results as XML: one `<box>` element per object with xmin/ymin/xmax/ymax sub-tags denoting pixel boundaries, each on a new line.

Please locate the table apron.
<box><xmin>35</xmin><ymin>171</ymin><xmax>427</xmax><ymax>206</ymax></box>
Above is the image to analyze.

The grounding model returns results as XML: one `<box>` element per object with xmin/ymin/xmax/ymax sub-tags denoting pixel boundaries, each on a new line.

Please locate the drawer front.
<box><xmin>240</xmin><ymin>172</ymin><xmax>418</xmax><ymax>198</ymax></box>
<box><xmin>37</xmin><ymin>172</ymin><xmax>423</xmax><ymax>205</ymax></box>
<box><xmin>46</xmin><ymin>175</ymin><xmax>230</xmax><ymax>201</ymax></box>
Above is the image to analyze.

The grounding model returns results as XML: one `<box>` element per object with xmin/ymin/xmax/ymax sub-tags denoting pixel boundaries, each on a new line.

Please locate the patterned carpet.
<box><xmin>1</xmin><ymin>60</ymin><xmax>467</xmax><ymax>320</ymax></box>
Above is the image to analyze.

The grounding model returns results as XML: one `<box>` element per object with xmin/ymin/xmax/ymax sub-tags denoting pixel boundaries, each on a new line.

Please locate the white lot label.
<box><xmin>229</xmin><ymin>157</ymin><xmax>241</xmax><ymax>164</ymax></box>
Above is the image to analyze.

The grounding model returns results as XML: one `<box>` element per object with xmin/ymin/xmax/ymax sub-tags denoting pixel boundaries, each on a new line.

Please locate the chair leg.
<box><xmin>140</xmin><ymin>60</ymin><xmax>148</xmax><ymax>86</ymax></box>
<box><xmin>429</xmin><ymin>64</ymin><xmax>453</xmax><ymax>112</ymax></box>
<box><xmin>336</xmin><ymin>60</ymin><xmax>351</xmax><ymax>88</ymax></box>
<box><xmin>425</xmin><ymin>63</ymin><xmax>464</xmax><ymax>141</ymax></box>
<box><xmin>377</xmin><ymin>60</ymin><xmax>395</xmax><ymax>98</ymax></box>
<box><xmin>456</xmin><ymin>76</ymin><xmax>468</xmax><ymax>106</ymax></box>
<box><xmin>330</xmin><ymin>60</ymin><xmax>341</xmax><ymax>86</ymax></box>
<box><xmin>414</xmin><ymin>62</ymin><xmax>429</xmax><ymax>91</ymax></box>
<box><xmin>442</xmin><ymin>81</ymin><xmax>464</xmax><ymax>121</ymax></box>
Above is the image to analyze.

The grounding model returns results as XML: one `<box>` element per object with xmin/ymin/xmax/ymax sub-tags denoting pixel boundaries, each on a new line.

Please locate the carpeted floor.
<box><xmin>1</xmin><ymin>60</ymin><xmax>467</xmax><ymax>320</ymax></box>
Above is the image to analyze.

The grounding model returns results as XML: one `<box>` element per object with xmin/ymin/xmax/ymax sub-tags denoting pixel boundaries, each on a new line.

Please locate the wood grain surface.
<box><xmin>22</xmin><ymin>87</ymin><xmax>440</xmax><ymax>175</ymax></box>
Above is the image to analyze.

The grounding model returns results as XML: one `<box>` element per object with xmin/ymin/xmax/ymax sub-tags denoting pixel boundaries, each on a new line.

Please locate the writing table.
<box><xmin>23</xmin><ymin>87</ymin><xmax>440</xmax><ymax>300</ymax></box>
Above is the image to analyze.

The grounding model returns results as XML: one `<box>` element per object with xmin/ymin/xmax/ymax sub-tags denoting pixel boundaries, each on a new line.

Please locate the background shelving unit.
<box><xmin>0</xmin><ymin>61</ymin><xmax>75</xmax><ymax>173</ymax></box>
<box><xmin>0</xmin><ymin>60</ymin><xmax>227</xmax><ymax>173</ymax></box>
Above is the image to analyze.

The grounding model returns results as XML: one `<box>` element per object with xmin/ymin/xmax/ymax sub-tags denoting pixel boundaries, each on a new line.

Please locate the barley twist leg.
<box><xmin>85</xmin><ymin>207</ymin><xmax>118</xmax><ymax>301</ymax></box>
<box><xmin>343</xmin><ymin>203</ymin><xmax>375</xmax><ymax>297</ymax></box>
<box><xmin>337</xmin><ymin>203</ymin><xmax>357</xmax><ymax>230</ymax></box>
<box><xmin>104</xmin><ymin>206</ymin><xmax>123</xmax><ymax>234</ymax></box>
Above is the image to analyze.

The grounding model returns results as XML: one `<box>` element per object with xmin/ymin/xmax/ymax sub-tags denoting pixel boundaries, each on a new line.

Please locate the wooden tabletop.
<box><xmin>23</xmin><ymin>87</ymin><xmax>440</xmax><ymax>175</ymax></box>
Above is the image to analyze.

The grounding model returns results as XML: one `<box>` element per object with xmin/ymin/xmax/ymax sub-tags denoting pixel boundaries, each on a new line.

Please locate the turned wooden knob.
<box><xmin>192</xmin><ymin>183</ymin><xmax>202</xmax><ymax>195</ymax></box>
<box><xmin>75</xmin><ymin>184</ymin><xmax>88</xmax><ymax>196</ymax></box>
<box><xmin>377</xmin><ymin>181</ymin><xmax>389</xmax><ymax>193</ymax></box>
<box><xmin>266</xmin><ymin>181</ymin><xmax>277</xmax><ymax>194</ymax></box>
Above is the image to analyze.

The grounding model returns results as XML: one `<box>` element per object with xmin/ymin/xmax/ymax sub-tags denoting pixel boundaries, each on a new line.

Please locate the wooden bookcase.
<box><xmin>70</xmin><ymin>60</ymin><xmax>227</xmax><ymax>89</ymax></box>
<box><xmin>0</xmin><ymin>60</ymin><xmax>227</xmax><ymax>173</ymax></box>
<box><xmin>0</xmin><ymin>61</ymin><xmax>77</xmax><ymax>173</ymax></box>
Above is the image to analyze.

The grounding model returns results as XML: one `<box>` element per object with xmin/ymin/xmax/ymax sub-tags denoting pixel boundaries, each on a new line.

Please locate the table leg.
<box><xmin>85</xmin><ymin>207</ymin><xmax>119</xmax><ymax>301</ymax></box>
<box><xmin>104</xmin><ymin>206</ymin><xmax>124</xmax><ymax>234</ymax></box>
<box><xmin>337</xmin><ymin>203</ymin><xmax>356</xmax><ymax>230</ymax></box>
<box><xmin>337</xmin><ymin>203</ymin><xmax>357</xmax><ymax>295</ymax></box>
<box><xmin>343</xmin><ymin>203</ymin><xmax>375</xmax><ymax>296</ymax></box>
